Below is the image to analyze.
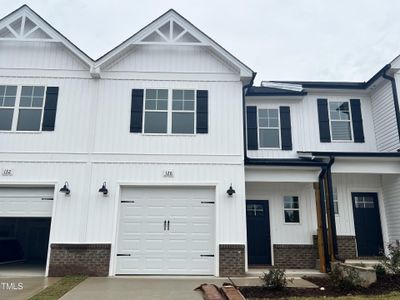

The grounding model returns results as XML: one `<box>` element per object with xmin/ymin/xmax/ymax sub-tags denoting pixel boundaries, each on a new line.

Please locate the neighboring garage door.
<box><xmin>0</xmin><ymin>187</ymin><xmax>54</xmax><ymax>217</ymax></box>
<box><xmin>116</xmin><ymin>186</ymin><xmax>215</xmax><ymax>275</ymax></box>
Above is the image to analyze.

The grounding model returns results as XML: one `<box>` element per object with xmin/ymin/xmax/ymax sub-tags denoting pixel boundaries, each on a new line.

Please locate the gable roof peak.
<box><xmin>0</xmin><ymin>4</ymin><xmax>93</xmax><ymax>68</ymax></box>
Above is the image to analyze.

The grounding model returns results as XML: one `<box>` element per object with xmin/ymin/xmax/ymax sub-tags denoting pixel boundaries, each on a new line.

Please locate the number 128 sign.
<box><xmin>1</xmin><ymin>169</ymin><xmax>13</xmax><ymax>176</ymax></box>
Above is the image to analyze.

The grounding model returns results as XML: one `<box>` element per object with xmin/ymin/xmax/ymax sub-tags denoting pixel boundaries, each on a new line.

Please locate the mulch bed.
<box><xmin>239</xmin><ymin>274</ymin><xmax>400</xmax><ymax>299</ymax></box>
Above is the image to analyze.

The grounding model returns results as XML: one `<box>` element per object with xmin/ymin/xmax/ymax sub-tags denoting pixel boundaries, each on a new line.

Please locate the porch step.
<box><xmin>344</xmin><ymin>259</ymin><xmax>380</xmax><ymax>267</ymax></box>
<box><xmin>246</xmin><ymin>268</ymin><xmax>326</xmax><ymax>278</ymax></box>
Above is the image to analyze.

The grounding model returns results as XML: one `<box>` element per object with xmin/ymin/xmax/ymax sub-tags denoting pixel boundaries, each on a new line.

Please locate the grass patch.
<box><xmin>28</xmin><ymin>275</ymin><xmax>87</xmax><ymax>300</ymax></box>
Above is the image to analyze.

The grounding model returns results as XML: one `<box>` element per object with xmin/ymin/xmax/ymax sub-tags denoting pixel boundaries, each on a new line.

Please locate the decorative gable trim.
<box><xmin>0</xmin><ymin>5</ymin><xmax>93</xmax><ymax>69</ymax></box>
<box><xmin>95</xmin><ymin>9</ymin><xmax>254</xmax><ymax>79</ymax></box>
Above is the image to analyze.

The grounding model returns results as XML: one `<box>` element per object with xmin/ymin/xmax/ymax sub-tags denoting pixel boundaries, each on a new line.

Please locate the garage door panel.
<box><xmin>116</xmin><ymin>186</ymin><xmax>215</xmax><ymax>275</ymax></box>
<box><xmin>0</xmin><ymin>187</ymin><xmax>54</xmax><ymax>217</ymax></box>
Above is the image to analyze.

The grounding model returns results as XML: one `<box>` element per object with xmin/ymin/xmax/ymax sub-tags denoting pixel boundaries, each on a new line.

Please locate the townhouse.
<box><xmin>0</xmin><ymin>5</ymin><xmax>399</xmax><ymax>277</ymax></box>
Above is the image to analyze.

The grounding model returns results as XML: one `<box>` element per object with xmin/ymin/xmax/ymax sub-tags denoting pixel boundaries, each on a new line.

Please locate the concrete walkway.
<box><xmin>61</xmin><ymin>277</ymin><xmax>230</xmax><ymax>300</ymax></box>
<box><xmin>61</xmin><ymin>276</ymin><xmax>318</xmax><ymax>300</ymax></box>
<box><xmin>0</xmin><ymin>277</ymin><xmax>60</xmax><ymax>300</ymax></box>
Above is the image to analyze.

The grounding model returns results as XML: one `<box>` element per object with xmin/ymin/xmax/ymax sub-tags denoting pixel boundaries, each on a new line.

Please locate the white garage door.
<box><xmin>0</xmin><ymin>187</ymin><xmax>54</xmax><ymax>217</ymax></box>
<box><xmin>116</xmin><ymin>186</ymin><xmax>215</xmax><ymax>275</ymax></box>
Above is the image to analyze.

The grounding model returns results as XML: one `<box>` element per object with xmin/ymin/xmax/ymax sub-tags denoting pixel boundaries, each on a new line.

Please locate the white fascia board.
<box><xmin>245</xmin><ymin>166</ymin><xmax>320</xmax><ymax>183</ymax></box>
<box><xmin>94</xmin><ymin>10</ymin><xmax>254</xmax><ymax>79</ymax></box>
<box><xmin>332</xmin><ymin>158</ymin><xmax>400</xmax><ymax>174</ymax></box>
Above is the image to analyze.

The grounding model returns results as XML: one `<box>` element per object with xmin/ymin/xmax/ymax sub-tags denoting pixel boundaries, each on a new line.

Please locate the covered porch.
<box><xmin>244</xmin><ymin>154</ymin><xmax>400</xmax><ymax>272</ymax></box>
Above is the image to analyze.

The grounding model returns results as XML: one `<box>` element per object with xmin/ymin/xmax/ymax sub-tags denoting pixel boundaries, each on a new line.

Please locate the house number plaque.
<box><xmin>163</xmin><ymin>170</ymin><xmax>174</xmax><ymax>178</ymax></box>
<box><xmin>1</xmin><ymin>169</ymin><xmax>13</xmax><ymax>176</ymax></box>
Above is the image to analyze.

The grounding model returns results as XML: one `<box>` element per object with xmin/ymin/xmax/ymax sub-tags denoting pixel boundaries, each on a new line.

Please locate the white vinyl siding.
<box><xmin>258</xmin><ymin>108</ymin><xmax>280</xmax><ymax>148</ymax></box>
<box><xmin>370</xmin><ymin>80</ymin><xmax>400</xmax><ymax>151</ymax></box>
<box><xmin>329</xmin><ymin>101</ymin><xmax>352</xmax><ymax>141</ymax></box>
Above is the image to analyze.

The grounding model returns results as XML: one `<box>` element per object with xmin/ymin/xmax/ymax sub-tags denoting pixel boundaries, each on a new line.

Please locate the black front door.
<box><xmin>352</xmin><ymin>192</ymin><xmax>384</xmax><ymax>257</ymax></box>
<box><xmin>246</xmin><ymin>200</ymin><xmax>271</xmax><ymax>265</ymax></box>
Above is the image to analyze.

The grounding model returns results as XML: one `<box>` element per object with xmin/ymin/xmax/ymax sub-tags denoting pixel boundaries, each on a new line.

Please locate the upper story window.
<box><xmin>258</xmin><ymin>108</ymin><xmax>280</xmax><ymax>148</ymax></box>
<box><xmin>143</xmin><ymin>89</ymin><xmax>196</xmax><ymax>134</ymax></box>
<box><xmin>172</xmin><ymin>90</ymin><xmax>195</xmax><ymax>134</ymax></box>
<box><xmin>329</xmin><ymin>101</ymin><xmax>352</xmax><ymax>141</ymax></box>
<box><xmin>283</xmin><ymin>196</ymin><xmax>300</xmax><ymax>223</ymax></box>
<box><xmin>0</xmin><ymin>85</ymin><xmax>17</xmax><ymax>131</ymax></box>
<box><xmin>0</xmin><ymin>85</ymin><xmax>46</xmax><ymax>132</ymax></box>
<box><xmin>144</xmin><ymin>89</ymin><xmax>168</xmax><ymax>133</ymax></box>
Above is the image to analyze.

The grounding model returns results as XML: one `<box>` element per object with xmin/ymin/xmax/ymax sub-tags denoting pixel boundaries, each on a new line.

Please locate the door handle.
<box><xmin>167</xmin><ymin>220</ymin><xmax>170</xmax><ymax>231</ymax></box>
<box><xmin>164</xmin><ymin>220</ymin><xmax>166</xmax><ymax>231</ymax></box>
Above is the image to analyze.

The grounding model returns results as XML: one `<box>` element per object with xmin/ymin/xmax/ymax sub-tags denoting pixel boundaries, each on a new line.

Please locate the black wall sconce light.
<box><xmin>60</xmin><ymin>181</ymin><xmax>70</xmax><ymax>195</ymax></box>
<box><xmin>226</xmin><ymin>184</ymin><xmax>236</xmax><ymax>197</ymax></box>
<box><xmin>99</xmin><ymin>182</ymin><xmax>108</xmax><ymax>195</ymax></box>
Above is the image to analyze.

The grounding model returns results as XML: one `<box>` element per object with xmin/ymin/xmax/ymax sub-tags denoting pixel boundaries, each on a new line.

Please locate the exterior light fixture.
<box><xmin>60</xmin><ymin>182</ymin><xmax>70</xmax><ymax>195</ymax></box>
<box><xmin>99</xmin><ymin>182</ymin><xmax>108</xmax><ymax>195</ymax></box>
<box><xmin>227</xmin><ymin>184</ymin><xmax>236</xmax><ymax>197</ymax></box>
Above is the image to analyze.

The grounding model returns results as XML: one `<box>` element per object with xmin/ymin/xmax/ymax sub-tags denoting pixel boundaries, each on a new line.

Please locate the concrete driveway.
<box><xmin>0</xmin><ymin>277</ymin><xmax>60</xmax><ymax>300</ymax></box>
<box><xmin>61</xmin><ymin>277</ymin><xmax>231</xmax><ymax>300</ymax></box>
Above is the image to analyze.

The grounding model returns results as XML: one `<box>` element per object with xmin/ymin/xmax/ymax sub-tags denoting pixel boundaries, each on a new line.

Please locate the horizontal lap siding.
<box><xmin>382</xmin><ymin>175</ymin><xmax>400</xmax><ymax>241</ymax></box>
<box><xmin>370</xmin><ymin>81</ymin><xmax>400</xmax><ymax>151</ymax></box>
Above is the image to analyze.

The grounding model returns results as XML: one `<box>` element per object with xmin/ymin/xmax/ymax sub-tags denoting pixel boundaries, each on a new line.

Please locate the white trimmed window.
<box><xmin>329</xmin><ymin>101</ymin><xmax>352</xmax><ymax>141</ymax></box>
<box><xmin>0</xmin><ymin>85</ymin><xmax>17</xmax><ymax>131</ymax></box>
<box><xmin>143</xmin><ymin>89</ymin><xmax>196</xmax><ymax>134</ymax></box>
<box><xmin>144</xmin><ymin>89</ymin><xmax>168</xmax><ymax>133</ymax></box>
<box><xmin>284</xmin><ymin>196</ymin><xmax>300</xmax><ymax>223</ymax></box>
<box><xmin>0</xmin><ymin>85</ymin><xmax>46</xmax><ymax>132</ymax></box>
<box><xmin>258</xmin><ymin>108</ymin><xmax>280</xmax><ymax>148</ymax></box>
<box><xmin>172</xmin><ymin>90</ymin><xmax>195</xmax><ymax>134</ymax></box>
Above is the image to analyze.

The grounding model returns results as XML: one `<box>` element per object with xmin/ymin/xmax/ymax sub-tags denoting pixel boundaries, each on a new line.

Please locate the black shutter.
<box><xmin>42</xmin><ymin>87</ymin><xmax>59</xmax><ymax>131</ymax></box>
<box><xmin>196</xmin><ymin>90</ymin><xmax>208</xmax><ymax>134</ymax></box>
<box><xmin>247</xmin><ymin>106</ymin><xmax>258</xmax><ymax>150</ymax></box>
<box><xmin>317</xmin><ymin>98</ymin><xmax>331</xmax><ymax>142</ymax></box>
<box><xmin>350</xmin><ymin>99</ymin><xmax>365</xmax><ymax>143</ymax></box>
<box><xmin>280</xmin><ymin>106</ymin><xmax>292</xmax><ymax>150</ymax></box>
<box><xmin>130</xmin><ymin>89</ymin><xmax>144</xmax><ymax>133</ymax></box>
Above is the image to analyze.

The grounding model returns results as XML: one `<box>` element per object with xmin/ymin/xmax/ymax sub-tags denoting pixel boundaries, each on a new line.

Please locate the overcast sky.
<box><xmin>2</xmin><ymin>0</ymin><xmax>400</xmax><ymax>84</ymax></box>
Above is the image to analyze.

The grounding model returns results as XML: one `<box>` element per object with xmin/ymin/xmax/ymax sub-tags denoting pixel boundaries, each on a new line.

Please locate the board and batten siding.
<box><xmin>332</xmin><ymin>173</ymin><xmax>387</xmax><ymax>240</ymax></box>
<box><xmin>0</xmin><ymin>39</ymin><xmax>247</xmax><ymax>249</ymax></box>
<box><xmin>0</xmin><ymin>41</ymin><xmax>88</xmax><ymax>71</ymax></box>
<box><xmin>381</xmin><ymin>174</ymin><xmax>400</xmax><ymax>242</ymax></box>
<box><xmin>245</xmin><ymin>182</ymin><xmax>317</xmax><ymax>245</ymax></box>
<box><xmin>246</xmin><ymin>93</ymin><xmax>378</xmax><ymax>159</ymax></box>
<box><xmin>370</xmin><ymin>80</ymin><xmax>400</xmax><ymax>152</ymax></box>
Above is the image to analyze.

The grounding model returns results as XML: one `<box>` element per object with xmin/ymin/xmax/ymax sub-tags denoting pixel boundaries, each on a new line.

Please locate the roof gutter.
<box><xmin>382</xmin><ymin>66</ymin><xmax>400</xmax><ymax>143</ymax></box>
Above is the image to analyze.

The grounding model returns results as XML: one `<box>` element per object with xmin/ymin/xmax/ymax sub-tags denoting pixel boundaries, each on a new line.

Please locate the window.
<box><xmin>258</xmin><ymin>108</ymin><xmax>280</xmax><ymax>148</ymax></box>
<box><xmin>172</xmin><ymin>90</ymin><xmax>195</xmax><ymax>134</ymax></box>
<box><xmin>17</xmin><ymin>86</ymin><xmax>45</xmax><ymax>131</ymax></box>
<box><xmin>246</xmin><ymin>204</ymin><xmax>264</xmax><ymax>217</ymax></box>
<box><xmin>0</xmin><ymin>85</ymin><xmax>46</xmax><ymax>132</ymax></box>
<box><xmin>144</xmin><ymin>89</ymin><xmax>168</xmax><ymax>133</ymax></box>
<box><xmin>329</xmin><ymin>101</ymin><xmax>352</xmax><ymax>141</ymax></box>
<box><xmin>0</xmin><ymin>85</ymin><xmax>17</xmax><ymax>131</ymax></box>
<box><xmin>333</xmin><ymin>186</ymin><xmax>339</xmax><ymax>215</ymax></box>
<box><xmin>354</xmin><ymin>196</ymin><xmax>375</xmax><ymax>209</ymax></box>
<box><xmin>143</xmin><ymin>89</ymin><xmax>197</xmax><ymax>134</ymax></box>
<box><xmin>284</xmin><ymin>196</ymin><xmax>300</xmax><ymax>223</ymax></box>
